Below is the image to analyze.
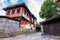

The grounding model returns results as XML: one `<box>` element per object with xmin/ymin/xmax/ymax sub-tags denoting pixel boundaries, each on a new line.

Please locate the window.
<box><xmin>12</xmin><ymin>9</ymin><xmax>15</xmax><ymax>14</ymax></box>
<box><xmin>7</xmin><ymin>10</ymin><xmax>10</xmax><ymax>15</ymax></box>
<box><xmin>24</xmin><ymin>9</ymin><xmax>26</xmax><ymax>14</ymax></box>
<box><xmin>27</xmin><ymin>13</ymin><xmax>29</xmax><ymax>16</ymax></box>
<box><xmin>30</xmin><ymin>17</ymin><xmax>32</xmax><ymax>21</ymax></box>
<box><xmin>17</xmin><ymin>8</ymin><xmax>20</xmax><ymax>13</ymax></box>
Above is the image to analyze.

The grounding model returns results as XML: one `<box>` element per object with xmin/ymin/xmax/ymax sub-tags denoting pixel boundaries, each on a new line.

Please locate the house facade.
<box><xmin>40</xmin><ymin>15</ymin><xmax>60</xmax><ymax>36</ymax></box>
<box><xmin>3</xmin><ymin>3</ymin><xmax>36</xmax><ymax>29</ymax></box>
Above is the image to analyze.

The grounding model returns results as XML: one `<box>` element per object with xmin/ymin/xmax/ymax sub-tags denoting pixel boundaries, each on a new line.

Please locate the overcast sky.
<box><xmin>0</xmin><ymin>0</ymin><xmax>44</xmax><ymax>22</ymax></box>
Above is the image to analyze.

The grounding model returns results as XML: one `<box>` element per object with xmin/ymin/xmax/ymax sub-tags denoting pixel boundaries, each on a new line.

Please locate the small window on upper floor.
<box><xmin>24</xmin><ymin>9</ymin><xmax>27</xmax><ymax>14</ymax></box>
<box><xmin>7</xmin><ymin>10</ymin><xmax>10</xmax><ymax>15</ymax></box>
<box><xmin>27</xmin><ymin>13</ymin><xmax>29</xmax><ymax>16</ymax></box>
<box><xmin>12</xmin><ymin>9</ymin><xmax>15</xmax><ymax>14</ymax></box>
<box><xmin>17</xmin><ymin>8</ymin><xmax>20</xmax><ymax>13</ymax></box>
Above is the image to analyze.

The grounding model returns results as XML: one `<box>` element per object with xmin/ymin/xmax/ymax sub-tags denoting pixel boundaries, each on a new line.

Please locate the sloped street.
<box><xmin>0</xmin><ymin>32</ymin><xmax>60</xmax><ymax>40</ymax></box>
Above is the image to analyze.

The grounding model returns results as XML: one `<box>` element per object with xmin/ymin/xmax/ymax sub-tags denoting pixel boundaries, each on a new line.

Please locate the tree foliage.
<box><xmin>39</xmin><ymin>0</ymin><xmax>58</xmax><ymax>19</ymax></box>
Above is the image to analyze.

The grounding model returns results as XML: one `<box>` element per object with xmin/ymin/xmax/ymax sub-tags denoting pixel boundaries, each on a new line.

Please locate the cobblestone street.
<box><xmin>0</xmin><ymin>32</ymin><xmax>60</xmax><ymax>40</ymax></box>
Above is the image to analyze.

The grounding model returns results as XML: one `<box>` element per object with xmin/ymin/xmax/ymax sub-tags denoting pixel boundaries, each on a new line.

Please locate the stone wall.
<box><xmin>0</xmin><ymin>18</ymin><xmax>19</xmax><ymax>33</ymax></box>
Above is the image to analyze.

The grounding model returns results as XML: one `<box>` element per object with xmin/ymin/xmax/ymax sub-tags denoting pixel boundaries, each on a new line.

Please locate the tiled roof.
<box><xmin>0</xmin><ymin>16</ymin><xmax>20</xmax><ymax>21</ymax></box>
<box><xmin>40</xmin><ymin>15</ymin><xmax>60</xmax><ymax>24</ymax></box>
<box><xmin>3</xmin><ymin>3</ymin><xmax>36</xmax><ymax>19</ymax></box>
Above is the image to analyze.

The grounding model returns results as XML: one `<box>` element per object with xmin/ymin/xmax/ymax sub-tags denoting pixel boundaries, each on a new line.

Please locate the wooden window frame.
<box><xmin>17</xmin><ymin>8</ymin><xmax>20</xmax><ymax>13</ymax></box>
<box><xmin>7</xmin><ymin>10</ymin><xmax>10</xmax><ymax>15</ymax></box>
<box><xmin>12</xmin><ymin>9</ymin><xmax>15</xmax><ymax>14</ymax></box>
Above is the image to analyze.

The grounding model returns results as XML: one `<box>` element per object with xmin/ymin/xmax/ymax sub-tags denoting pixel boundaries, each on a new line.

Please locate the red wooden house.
<box><xmin>3</xmin><ymin>3</ymin><xmax>37</xmax><ymax>29</ymax></box>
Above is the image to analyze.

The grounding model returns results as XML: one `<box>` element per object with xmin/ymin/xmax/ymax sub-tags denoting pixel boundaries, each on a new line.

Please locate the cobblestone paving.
<box><xmin>0</xmin><ymin>32</ymin><xmax>60</xmax><ymax>40</ymax></box>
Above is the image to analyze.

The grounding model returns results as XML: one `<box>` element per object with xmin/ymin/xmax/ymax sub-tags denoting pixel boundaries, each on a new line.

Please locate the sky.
<box><xmin>0</xmin><ymin>0</ymin><xmax>45</xmax><ymax>22</ymax></box>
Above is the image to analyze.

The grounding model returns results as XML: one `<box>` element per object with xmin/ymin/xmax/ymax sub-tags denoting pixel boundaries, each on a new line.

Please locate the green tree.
<box><xmin>39</xmin><ymin>0</ymin><xmax>58</xmax><ymax>19</ymax></box>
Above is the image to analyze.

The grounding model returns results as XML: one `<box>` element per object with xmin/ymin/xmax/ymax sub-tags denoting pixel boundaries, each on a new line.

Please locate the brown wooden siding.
<box><xmin>42</xmin><ymin>21</ymin><xmax>60</xmax><ymax>36</ymax></box>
